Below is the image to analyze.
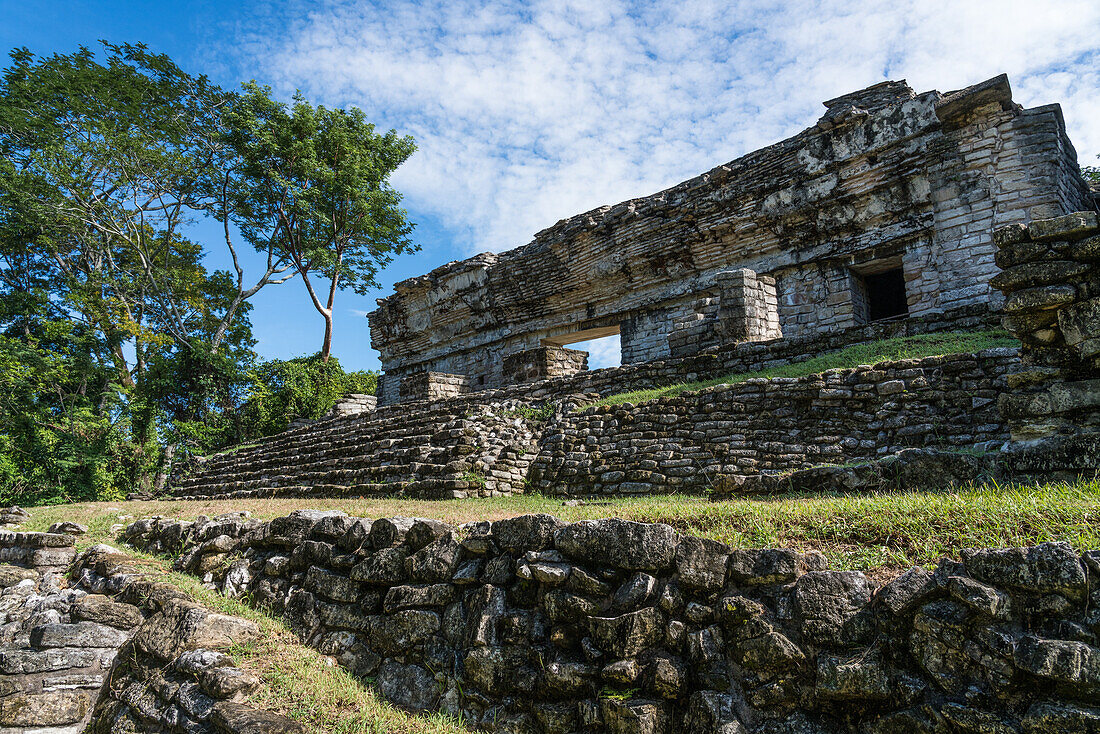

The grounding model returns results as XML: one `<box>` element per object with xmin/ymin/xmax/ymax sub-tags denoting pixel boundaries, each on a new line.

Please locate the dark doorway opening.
<box><xmin>863</xmin><ymin>267</ymin><xmax>909</xmax><ymax>321</ymax></box>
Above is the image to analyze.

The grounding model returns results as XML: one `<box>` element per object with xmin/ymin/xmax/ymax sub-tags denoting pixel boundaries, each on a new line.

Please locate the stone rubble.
<box><xmin>0</xmin><ymin>508</ymin><xmax>30</xmax><ymax>528</ymax></box>
<box><xmin>0</xmin><ymin>526</ymin><xmax>306</xmax><ymax>733</ymax></box>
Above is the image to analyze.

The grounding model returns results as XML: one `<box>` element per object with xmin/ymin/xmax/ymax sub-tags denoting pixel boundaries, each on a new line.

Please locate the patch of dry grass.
<box><xmin>22</xmin><ymin>476</ymin><xmax>1100</xmax><ymax>574</ymax></box>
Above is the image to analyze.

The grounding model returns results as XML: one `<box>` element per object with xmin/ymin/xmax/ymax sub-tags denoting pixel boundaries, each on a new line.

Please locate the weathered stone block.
<box><xmin>962</xmin><ymin>542</ymin><xmax>1086</xmax><ymax>595</ymax></box>
<box><xmin>1028</xmin><ymin>211</ymin><xmax>1099</xmax><ymax>242</ymax></box>
<box><xmin>793</xmin><ymin>571</ymin><xmax>873</xmax><ymax>645</ymax></box>
<box><xmin>0</xmin><ymin>690</ymin><xmax>90</xmax><ymax>726</ymax></box>
<box><xmin>675</xmin><ymin>536</ymin><xmax>729</xmax><ymax>591</ymax></box>
<box><xmin>588</xmin><ymin>608</ymin><xmax>664</xmax><ymax>658</ymax></box>
<box><xmin>556</xmin><ymin>519</ymin><xmax>678</xmax><ymax>571</ymax></box>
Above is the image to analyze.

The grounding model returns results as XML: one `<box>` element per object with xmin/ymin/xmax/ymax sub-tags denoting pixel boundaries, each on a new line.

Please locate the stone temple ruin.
<box><xmin>369</xmin><ymin>74</ymin><xmax>1090</xmax><ymax>404</ymax></box>
<box><xmin>162</xmin><ymin>73</ymin><xmax>1100</xmax><ymax>503</ymax></box>
<box><xmin>12</xmin><ymin>75</ymin><xmax>1100</xmax><ymax>734</ymax></box>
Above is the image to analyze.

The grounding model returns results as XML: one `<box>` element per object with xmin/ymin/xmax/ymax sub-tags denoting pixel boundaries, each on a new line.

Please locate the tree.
<box><xmin>226</xmin><ymin>83</ymin><xmax>417</xmax><ymax>361</ymax></box>
<box><xmin>1084</xmin><ymin>164</ymin><xmax>1100</xmax><ymax>186</ymax></box>
<box><xmin>230</xmin><ymin>355</ymin><xmax>377</xmax><ymax>441</ymax></box>
<box><xmin>0</xmin><ymin>43</ymin><xmax>295</xmax><ymax>383</ymax></box>
<box><xmin>0</xmin><ymin>43</ymin><xmax>412</xmax><ymax>502</ymax></box>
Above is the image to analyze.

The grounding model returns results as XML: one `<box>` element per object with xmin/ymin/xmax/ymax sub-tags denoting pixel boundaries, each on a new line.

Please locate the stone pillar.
<box><xmin>667</xmin><ymin>297</ymin><xmax>720</xmax><ymax>358</ymax></box>
<box><xmin>716</xmin><ymin>269</ymin><xmax>782</xmax><ymax>343</ymax></box>
<box><xmin>991</xmin><ymin>211</ymin><xmax>1100</xmax><ymax>475</ymax></box>
<box><xmin>399</xmin><ymin>372</ymin><xmax>470</xmax><ymax>402</ymax></box>
<box><xmin>502</xmin><ymin>345</ymin><xmax>588</xmax><ymax>385</ymax></box>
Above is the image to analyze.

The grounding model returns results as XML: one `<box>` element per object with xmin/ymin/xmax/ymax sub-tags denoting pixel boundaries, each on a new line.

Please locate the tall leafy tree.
<box><xmin>0</xmin><ymin>43</ymin><xmax>416</xmax><ymax>501</ymax></box>
<box><xmin>227</xmin><ymin>83</ymin><xmax>417</xmax><ymax>361</ymax></box>
<box><xmin>0</xmin><ymin>43</ymin><xmax>295</xmax><ymax>379</ymax></box>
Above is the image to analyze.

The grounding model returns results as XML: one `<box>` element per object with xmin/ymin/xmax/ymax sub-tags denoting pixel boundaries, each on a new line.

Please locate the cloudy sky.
<box><xmin>4</xmin><ymin>0</ymin><xmax>1100</xmax><ymax>370</ymax></box>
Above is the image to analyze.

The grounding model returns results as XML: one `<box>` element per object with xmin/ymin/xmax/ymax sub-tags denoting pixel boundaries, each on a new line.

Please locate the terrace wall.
<box><xmin>989</xmin><ymin>211</ymin><xmax>1100</xmax><ymax>476</ymax></box>
<box><xmin>166</xmin><ymin>344</ymin><xmax>1016</xmax><ymax>502</ymax></box>
<box><xmin>529</xmin><ymin>349</ymin><xmax>1016</xmax><ymax>497</ymax></box>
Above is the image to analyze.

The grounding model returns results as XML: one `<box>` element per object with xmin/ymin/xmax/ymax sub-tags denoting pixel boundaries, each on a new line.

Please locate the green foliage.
<box><xmin>460</xmin><ymin>470</ymin><xmax>488</xmax><ymax>488</ymax></box>
<box><xmin>225</xmin><ymin>83</ymin><xmax>417</xmax><ymax>360</ymax></box>
<box><xmin>227</xmin><ymin>355</ymin><xmax>378</xmax><ymax>447</ymax></box>
<box><xmin>0</xmin><ymin>329</ymin><xmax>146</xmax><ymax>505</ymax></box>
<box><xmin>0</xmin><ymin>43</ymin><xmax>405</xmax><ymax>503</ymax></box>
<box><xmin>599</xmin><ymin>687</ymin><xmax>640</xmax><ymax>701</ymax></box>
<box><xmin>1083</xmin><ymin>162</ymin><xmax>1100</xmax><ymax>185</ymax></box>
<box><xmin>504</xmin><ymin>404</ymin><xmax>555</xmax><ymax>422</ymax></box>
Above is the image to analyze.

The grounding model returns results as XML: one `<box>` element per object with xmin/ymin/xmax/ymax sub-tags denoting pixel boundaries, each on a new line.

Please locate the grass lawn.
<box><xmin>586</xmin><ymin>329</ymin><xmax>1017</xmax><ymax>408</ymax></box>
<box><xmin>21</xmin><ymin>476</ymin><xmax>1099</xmax><ymax>579</ymax></box>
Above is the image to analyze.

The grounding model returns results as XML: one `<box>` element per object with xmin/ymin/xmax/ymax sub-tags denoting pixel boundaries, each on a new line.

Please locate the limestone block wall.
<box><xmin>370</xmin><ymin>75</ymin><xmax>1092</xmax><ymax>402</ymax></box>
<box><xmin>716</xmin><ymin>269</ymin><xmax>781</xmax><ymax>344</ymax></box>
<box><xmin>528</xmin><ymin>350</ymin><xmax>1016</xmax><ymax>496</ymax></box>
<box><xmin>0</xmin><ymin>531</ymin><xmax>103</xmax><ymax>733</ymax></box>
<box><xmin>74</xmin><ymin>545</ymin><xmax>308</xmax><ymax>734</ymax></box>
<box><xmin>668</xmin><ymin>271</ymin><xmax>781</xmax><ymax>359</ymax></box>
<box><xmin>990</xmin><ymin>211</ymin><xmax>1100</xmax><ymax>475</ymax></box>
<box><xmin>168</xmin><ymin>305</ymin><xmax>1001</xmax><ymax>502</ymax></box>
<box><xmin>503</xmin><ymin>346</ymin><xmax>589</xmax><ymax>386</ymax></box>
<box><xmin>623</xmin><ymin>297</ymin><xmax>710</xmax><ymax>364</ymax></box>
<box><xmin>400</xmin><ymin>371</ymin><xmax>471</xmax><ymax>402</ymax></box>
<box><xmin>125</xmin><ymin>510</ymin><xmax>1100</xmax><ymax>734</ymax></box>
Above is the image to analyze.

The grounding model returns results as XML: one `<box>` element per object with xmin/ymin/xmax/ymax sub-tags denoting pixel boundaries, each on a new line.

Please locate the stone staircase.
<box><xmin>169</xmin><ymin>401</ymin><xmax>543</xmax><ymax>500</ymax></box>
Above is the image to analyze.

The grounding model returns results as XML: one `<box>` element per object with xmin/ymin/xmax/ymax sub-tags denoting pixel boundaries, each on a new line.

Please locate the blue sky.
<box><xmin>3</xmin><ymin>1</ymin><xmax>1099</xmax><ymax>371</ymax></box>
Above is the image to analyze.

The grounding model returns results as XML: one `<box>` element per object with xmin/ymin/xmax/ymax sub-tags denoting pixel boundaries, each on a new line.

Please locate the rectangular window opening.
<box><xmin>542</xmin><ymin>325</ymin><xmax>622</xmax><ymax>369</ymax></box>
<box><xmin>861</xmin><ymin>267</ymin><xmax>909</xmax><ymax>322</ymax></box>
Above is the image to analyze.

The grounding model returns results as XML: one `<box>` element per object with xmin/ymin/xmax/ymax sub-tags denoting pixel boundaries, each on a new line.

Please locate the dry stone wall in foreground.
<box><xmin>125</xmin><ymin>509</ymin><xmax>1100</xmax><ymax>734</ymax></box>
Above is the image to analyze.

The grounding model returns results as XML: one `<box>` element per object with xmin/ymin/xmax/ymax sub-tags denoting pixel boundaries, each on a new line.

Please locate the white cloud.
<box><xmin>235</xmin><ymin>0</ymin><xmax>1100</xmax><ymax>257</ymax></box>
<box><xmin>569</xmin><ymin>334</ymin><xmax>623</xmax><ymax>370</ymax></box>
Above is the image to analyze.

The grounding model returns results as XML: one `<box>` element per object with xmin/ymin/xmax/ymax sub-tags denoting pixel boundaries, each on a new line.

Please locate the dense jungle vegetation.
<box><xmin>0</xmin><ymin>43</ymin><xmax>413</xmax><ymax>504</ymax></box>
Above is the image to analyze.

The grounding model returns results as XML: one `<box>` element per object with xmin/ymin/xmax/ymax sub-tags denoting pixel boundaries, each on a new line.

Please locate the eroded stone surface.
<box><xmin>368</xmin><ymin>75</ymin><xmax>1087</xmax><ymax>407</ymax></box>
<box><xmin>123</xmin><ymin>510</ymin><xmax>1100</xmax><ymax>733</ymax></box>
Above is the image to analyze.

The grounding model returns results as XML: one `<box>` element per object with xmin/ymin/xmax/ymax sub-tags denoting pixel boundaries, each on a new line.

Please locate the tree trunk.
<box><xmin>153</xmin><ymin>443</ymin><xmax>176</xmax><ymax>493</ymax></box>
<box><xmin>320</xmin><ymin>311</ymin><xmax>334</xmax><ymax>362</ymax></box>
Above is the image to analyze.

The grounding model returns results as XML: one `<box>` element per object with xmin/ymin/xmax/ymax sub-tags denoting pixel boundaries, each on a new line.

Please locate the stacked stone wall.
<box><xmin>503</xmin><ymin>346</ymin><xmax>590</xmax><ymax>386</ymax></box>
<box><xmin>124</xmin><ymin>510</ymin><xmax>1100</xmax><ymax>734</ymax></box>
<box><xmin>990</xmin><ymin>211</ymin><xmax>1100</xmax><ymax>476</ymax></box>
<box><xmin>528</xmin><ymin>350</ymin><xmax>1015</xmax><ymax>496</ymax></box>
<box><xmin>0</xmin><ymin>532</ymin><xmax>303</xmax><ymax>733</ymax></box>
